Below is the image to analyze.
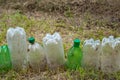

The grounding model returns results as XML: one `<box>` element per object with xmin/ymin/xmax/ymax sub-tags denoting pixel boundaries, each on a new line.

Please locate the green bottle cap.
<box><xmin>28</xmin><ymin>37</ymin><xmax>35</xmax><ymax>44</ymax></box>
<box><xmin>73</xmin><ymin>38</ymin><xmax>80</xmax><ymax>47</ymax></box>
<box><xmin>1</xmin><ymin>45</ymin><xmax>8</xmax><ymax>50</ymax></box>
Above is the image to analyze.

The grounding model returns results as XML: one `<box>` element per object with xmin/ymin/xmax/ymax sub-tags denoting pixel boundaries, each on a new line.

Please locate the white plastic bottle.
<box><xmin>83</xmin><ymin>38</ymin><xmax>101</xmax><ymax>69</ymax></box>
<box><xmin>43</xmin><ymin>32</ymin><xmax>65</xmax><ymax>69</ymax></box>
<box><xmin>6</xmin><ymin>27</ymin><xmax>27</xmax><ymax>71</ymax></box>
<box><xmin>28</xmin><ymin>37</ymin><xmax>46</xmax><ymax>71</ymax></box>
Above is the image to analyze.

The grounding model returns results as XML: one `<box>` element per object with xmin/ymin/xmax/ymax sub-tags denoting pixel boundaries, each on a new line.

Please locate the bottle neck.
<box><xmin>73</xmin><ymin>44</ymin><xmax>80</xmax><ymax>47</ymax></box>
<box><xmin>30</xmin><ymin>41</ymin><xmax>35</xmax><ymax>45</ymax></box>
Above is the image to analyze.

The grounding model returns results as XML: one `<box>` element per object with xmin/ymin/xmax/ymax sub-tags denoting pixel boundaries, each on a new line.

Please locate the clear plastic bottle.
<box><xmin>0</xmin><ymin>45</ymin><xmax>12</xmax><ymax>72</ymax></box>
<box><xmin>28</xmin><ymin>37</ymin><xmax>46</xmax><ymax>71</ymax></box>
<box><xmin>6</xmin><ymin>27</ymin><xmax>27</xmax><ymax>71</ymax></box>
<box><xmin>43</xmin><ymin>32</ymin><xmax>65</xmax><ymax>69</ymax></box>
<box><xmin>113</xmin><ymin>37</ymin><xmax>120</xmax><ymax>72</ymax></box>
<box><xmin>101</xmin><ymin>36</ymin><xmax>117</xmax><ymax>73</ymax></box>
<box><xmin>83</xmin><ymin>39</ymin><xmax>101</xmax><ymax>69</ymax></box>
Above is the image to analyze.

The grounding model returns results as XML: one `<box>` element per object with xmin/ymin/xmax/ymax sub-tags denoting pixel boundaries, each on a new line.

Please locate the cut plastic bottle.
<box><xmin>0</xmin><ymin>45</ymin><xmax>12</xmax><ymax>73</ymax></box>
<box><xmin>83</xmin><ymin>38</ymin><xmax>101</xmax><ymax>70</ymax></box>
<box><xmin>28</xmin><ymin>37</ymin><xmax>46</xmax><ymax>71</ymax></box>
<box><xmin>66</xmin><ymin>38</ymin><xmax>83</xmax><ymax>70</ymax></box>
<box><xmin>101</xmin><ymin>36</ymin><xmax>120</xmax><ymax>73</ymax></box>
<box><xmin>6</xmin><ymin>27</ymin><xmax>27</xmax><ymax>71</ymax></box>
<box><xmin>114</xmin><ymin>37</ymin><xmax>120</xmax><ymax>71</ymax></box>
<box><xmin>43</xmin><ymin>32</ymin><xmax>65</xmax><ymax>69</ymax></box>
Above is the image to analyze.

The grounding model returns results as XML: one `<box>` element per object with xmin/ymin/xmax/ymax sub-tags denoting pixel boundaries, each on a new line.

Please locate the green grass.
<box><xmin>0</xmin><ymin>9</ymin><xmax>120</xmax><ymax>80</ymax></box>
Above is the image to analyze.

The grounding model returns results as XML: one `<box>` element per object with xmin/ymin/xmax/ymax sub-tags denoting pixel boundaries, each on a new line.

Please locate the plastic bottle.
<box><xmin>43</xmin><ymin>32</ymin><xmax>65</xmax><ymax>69</ymax></box>
<box><xmin>6</xmin><ymin>27</ymin><xmax>27</xmax><ymax>71</ymax></box>
<box><xmin>28</xmin><ymin>37</ymin><xmax>46</xmax><ymax>71</ymax></box>
<box><xmin>111</xmin><ymin>36</ymin><xmax>120</xmax><ymax>72</ymax></box>
<box><xmin>114</xmin><ymin>37</ymin><xmax>120</xmax><ymax>71</ymax></box>
<box><xmin>0</xmin><ymin>45</ymin><xmax>12</xmax><ymax>72</ymax></box>
<box><xmin>66</xmin><ymin>38</ymin><xmax>83</xmax><ymax>70</ymax></box>
<box><xmin>101</xmin><ymin>36</ymin><xmax>117</xmax><ymax>73</ymax></box>
<box><xmin>83</xmin><ymin>39</ymin><xmax>101</xmax><ymax>70</ymax></box>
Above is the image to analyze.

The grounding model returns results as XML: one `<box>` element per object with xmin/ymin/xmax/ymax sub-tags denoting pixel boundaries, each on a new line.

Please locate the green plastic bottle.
<box><xmin>0</xmin><ymin>45</ymin><xmax>12</xmax><ymax>72</ymax></box>
<box><xmin>66</xmin><ymin>39</ymin><xmax>83</xmax><ymax>70</ymax></box>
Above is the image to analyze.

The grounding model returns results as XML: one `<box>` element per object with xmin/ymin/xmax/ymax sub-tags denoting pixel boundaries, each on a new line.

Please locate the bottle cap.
<box><xmin>74</xmin><ymin>38</ymin><xmax>80</xmax><ymax>47</ymax></box>
<box><xmin>28</xmin><ymin>37</ymin><xmax>35</xmax><ymax>44</ymax></box>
